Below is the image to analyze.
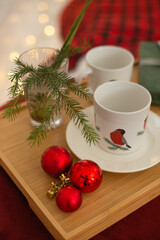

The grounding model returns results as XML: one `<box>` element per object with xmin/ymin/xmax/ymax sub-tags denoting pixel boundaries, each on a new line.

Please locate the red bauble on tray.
<box><xmin>56</xmin><ymin>186</ymin><xmax>82</xmax><ymax>212</ymax></box>
<box><xmin>41</xmin><ymin>146</ymin><xmax>103</xmax><ymax>212</ymax></box>
<box><xmin>70</xmin><ymin>160</ymin><xmax>102</xmax><ymax>193</ymax></box>
<box><xmin>41</xmin><ymin>146</ymin><xmax>73</xmax><ymax>177</ymax></box>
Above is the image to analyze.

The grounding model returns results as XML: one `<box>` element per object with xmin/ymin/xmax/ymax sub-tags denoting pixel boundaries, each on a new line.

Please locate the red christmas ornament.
<box><xmin>41</xmin><ymin>146</ymin><xmax>72</xmax><ymax>177</ymax></box>
<box><xmin>70</xmin><ymin>160</ymin><xmax>102</xmax><ymax>193</ymax></box>
<box><xmin>56</xmin><ymin>186</ymin><xmax>82</xmax><ymax>212</ymax></box>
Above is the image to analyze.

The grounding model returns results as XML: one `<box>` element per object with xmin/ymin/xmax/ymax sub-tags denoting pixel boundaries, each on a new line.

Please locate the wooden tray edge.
<box><xmin>0</xmin><ymin>150</ymin><xmax>68</xmax><ymax>240</ymax></box>
<box><xmin>66</xmin><ymin>177</ymin><xmax>160</xmax><ymax>240</ymax></box>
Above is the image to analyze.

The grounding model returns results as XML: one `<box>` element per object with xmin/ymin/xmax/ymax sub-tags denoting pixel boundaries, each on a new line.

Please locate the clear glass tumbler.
<box><xmin>19</xmin><ymin>47</ymin><xmax>68</xmax><ymax>128</ymax></box>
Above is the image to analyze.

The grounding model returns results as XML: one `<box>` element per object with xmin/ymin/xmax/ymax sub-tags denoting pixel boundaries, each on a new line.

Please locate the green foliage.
<box><xmin>2</xmin><ymin>0</ymin><xmax>99</xmax><ymax>146</ymax></box>
<box><xmin>59</xmin><ymin>0</ymin><xmax>93</xmax><ymax>55</ymax></box>
<box><xmin>2</xmin><ymin>93</ymin><xmax>24</xmax><ymax>121</ymax></box>
<box><xmin>26</xmin><ymin>123</ymin><xmax>48</xmax><ymax>147</ymax></box>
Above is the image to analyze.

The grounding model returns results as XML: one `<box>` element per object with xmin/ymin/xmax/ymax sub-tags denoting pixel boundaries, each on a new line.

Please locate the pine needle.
<box><xmin>2</xmin><ymin>0</ymin><xmax>99</xmax><ymax>146</ymax></box>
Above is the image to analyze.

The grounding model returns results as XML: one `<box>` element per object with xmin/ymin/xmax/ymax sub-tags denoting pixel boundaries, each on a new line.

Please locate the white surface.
<box><xmin>0</xmin><ymin>0</ymin><xmax>71</xmax><ymax>106</ymax></box>
<box><xmin>79</xmin><ymin>46</ymin><xmax>134</xmax><ymax>93</ymax></box>
<box><xmin>93</xmin><ymin>81</ymin><xmax>151</xmax><ymax>154</ymax></box>
<box><xmin>66</xmin><ymin>106</ymin><xmax>160</xmax><ymax>173</ymax></box>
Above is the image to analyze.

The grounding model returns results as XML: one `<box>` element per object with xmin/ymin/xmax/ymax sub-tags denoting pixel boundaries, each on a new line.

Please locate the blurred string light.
<box><xmin>8</xmin><ymin>13</ymin><xmax>20</xmax><ymax>23</ymax></box>
<box><xmin>19</xmin><ymin>1</ymin><xmax>32</xmax><ymax>11</ymax></box>
<box><xmin>37</xmin><ymin>2</ymin><xmax>48</xmax><ymax>12</ymax></box>
<box><xmin>55</xmin><ymin>0</ymin><xmax>66</xmax><ymax>2</ymax></box>
<box><xmin>38</xmin><ymin>13</ymin><xmax>49</xmax><ymax>23</ymax></box>
<box><xmin>25</xmin><ymin>35</ymin><xmax>36</xmax><ymax>45</ymax></box>
<box><xmin>44</xmin><ymin>25</ymin><xmax>55</xmax><ymax>36</ymax></box>
<box><xmin>9</xmin><ymin>52</ymin><xmax>19</xmax><ymax>61</ymax></box>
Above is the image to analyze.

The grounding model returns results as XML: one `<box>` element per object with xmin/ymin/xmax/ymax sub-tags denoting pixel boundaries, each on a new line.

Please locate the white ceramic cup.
<box><xmin>77</xmin><ymin>45</ymin><xmax>134</xmax><ymax>93</ymax></box>
<box><xmin>93</xmin><ymin>81</ymin><xmax>152</xmax><ymax>154</ymax></box>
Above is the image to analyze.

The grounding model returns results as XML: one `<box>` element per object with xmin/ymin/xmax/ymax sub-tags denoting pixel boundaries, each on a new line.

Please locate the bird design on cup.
<box><xmin>104</xmin><ymin>128</ymin><xmax>131</xmax><ymax>151</ymax></box>
<box><xmin>137</xmin><ymin>116</ymin><xmax>148</xmax><ymax>135</ymax></box>
<box><xmin>110</xmin><ymin>129</ymin><xmax>131</xmax><ymax>148</ymax></box>
<box><xmin>143</xmin><ymin>116</ymin><xmax>148</xmax><ymax>129</ymax></box>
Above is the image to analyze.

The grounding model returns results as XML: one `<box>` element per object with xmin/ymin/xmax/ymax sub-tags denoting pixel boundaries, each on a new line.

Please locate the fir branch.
<box><xmin>8</xmin><ymin>83</ymin><xmax>22</xmax><ymax>98</ymax></box>
<box><xmin>2</xmin><ymin>93</ymin><xmax>24</xmax><ymax>121</ymax></box>
<box><xmin>47</xmin><ymin>69</ymin><xmax>92</xmax><ymax>100</ymax></box>
<box><xmin>8</xmin><ymin>57</ymin><xmax>35</xmax><ymax>98</ymax></box>
<box><xmin>61</xmin><ymin>95</ymin><xmax>99</xmax><ymax>145</ymax></box>
<box><xmin>22</xmin><ymin>68</ymin><xmax>49</xmax><ymax>93</ymax></box>
<box><xmin>2</xmin><ymin>0</ymin><xmax>99</xmax><ymax>147</ymax></box>
<box><xmin>50</xmin><ymin>40</ymin><xmax>90</xmax><ymax>71</ymax></box>
<box><xmin>27</xmin><ymin>96</ymin><xmax>61</xmax><ymax>146</ymax></box>
<box><xmin>8</xmin><ymin>58</ymin><xmax>35</xmax><ymax>83</ymax></box>
<box><xmin>44</xmin><ymin>97</ymin><xmax>62</xmax><ymax>122</ymax></box>
<box><xmin>46</xmin><ymin>70</ymin><xmax>99</xmax><ymax>145</ymax></box>
<box><xmin>3</xmin><ymin>55</ymin><xmax>99</xmax><ymax>146</ymax></box>
<box><xmin>26</xmin><ymin>123</ymin><xmax>47</xmax><ymax>146</ymax></box>
<box><xmin>66</xmin><ymin>80</ymin><xmax>92</xmax><ymax>100</ymax></box>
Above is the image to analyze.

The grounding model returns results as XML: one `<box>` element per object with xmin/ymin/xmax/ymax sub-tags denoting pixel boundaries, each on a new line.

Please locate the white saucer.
<box><xmin>66</xmin><ymin>106</ymin><xmax>160</xmax><ymax>173</ymax></box>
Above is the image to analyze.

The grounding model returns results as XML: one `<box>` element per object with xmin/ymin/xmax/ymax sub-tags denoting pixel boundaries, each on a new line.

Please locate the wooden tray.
<box><xmin>0</xmin><ymin>66</ymin><xmax>160</xmax><ymax>240</ymax></box>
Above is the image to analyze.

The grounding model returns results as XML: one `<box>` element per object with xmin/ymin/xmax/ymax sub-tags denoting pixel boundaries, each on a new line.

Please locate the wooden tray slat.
<box><xmin>0</xmin><ymin>65</ymin><xmax>160</xmax><ymax>240</ymax></box>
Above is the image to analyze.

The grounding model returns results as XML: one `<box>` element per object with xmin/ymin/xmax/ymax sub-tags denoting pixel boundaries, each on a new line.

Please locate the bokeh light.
<box><xmin>8</xmin><ymin>14</ymin><xmax>20</xmax><ymax>23</ymax></box>
<box><xmin>9</xmin><ymin>52</ymin><xmax>19</xmax><ymax>61</ymax></box>
<box><xmin>38</xmin><ymin>13</ymin><xmax>49</xmax><ymax>23</ymax></box>
<box><xmin>25</xmin><ymin>35</ymin><xmax>36</xmax><ymax>45</ymax></box>
<box><xmin>37</xmin><ymin>2</ymin><xmax>48</xmax><ymax>12</ymax></box>
<box><xmin>44</xmin><ymin>25</ymin><xmax>55</xmax><ymax>36</ymax></box>
<box><xmin>55</xmin><ymin>0</ymin><xmax>66</xmax><ymax>2</ymax></box>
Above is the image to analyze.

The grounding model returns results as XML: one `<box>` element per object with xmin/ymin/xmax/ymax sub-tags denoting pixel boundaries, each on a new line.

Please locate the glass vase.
<box><xmin>19</xmin><ymin>47</ymin><xmax>68</xmax><ymax>128</ymax></box>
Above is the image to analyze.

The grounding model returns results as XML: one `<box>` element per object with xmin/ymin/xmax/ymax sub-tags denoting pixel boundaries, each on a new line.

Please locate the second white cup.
<box><xmin>77</xmin><ymin>45</ymin><xmax>134</xmax><ymax>93</ymax></box>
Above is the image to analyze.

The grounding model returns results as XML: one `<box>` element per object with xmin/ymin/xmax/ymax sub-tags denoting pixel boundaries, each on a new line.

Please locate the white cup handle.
<box><xmin>76</xmin><ymin>66</ymin><xmax>93</xmax><ymax>85</ymax></box>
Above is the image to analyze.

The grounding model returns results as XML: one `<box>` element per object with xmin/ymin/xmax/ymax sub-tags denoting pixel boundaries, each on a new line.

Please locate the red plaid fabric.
<box><xmin>60</xmin><ymin>0</ymin><xmax>160</xmax><ymax>68</ymax></box>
